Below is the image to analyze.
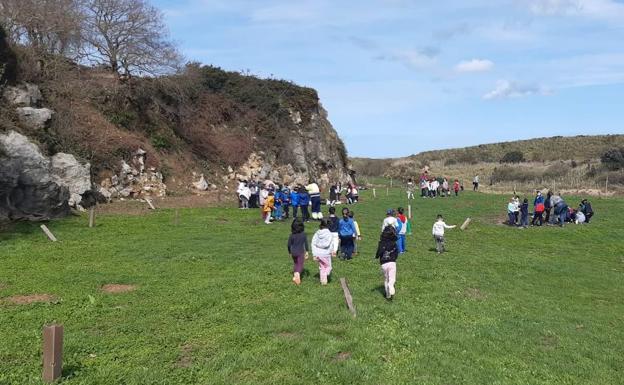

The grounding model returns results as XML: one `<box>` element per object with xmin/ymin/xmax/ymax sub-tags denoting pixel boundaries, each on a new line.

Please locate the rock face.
<box><xmin>234</xmin><ymin>105</ymin><xmax>350</xmax><ymax>186</ymax></box>
<box><xmin>98</xmin><ymin>150</ymin><xmax>167</xmax><ymax>200</ymax></box>
<box><xmin>0</xmin><ymin>131</ymin><xmax>70</xmax><ymax>221</ymax></box>
<box><xmin>50</xmin><ymin>153</ymin><xmax>92</xmax><ymax>208</ymax></box>
<box><xmin>16</xmin><ymin>107</ymin><xmax>54</xmax><ymax>130</ymax></box>
<box><xmin>3</xmin><ymin>83</ymin><xmax>42</xmax><ymax>106</ymax></box>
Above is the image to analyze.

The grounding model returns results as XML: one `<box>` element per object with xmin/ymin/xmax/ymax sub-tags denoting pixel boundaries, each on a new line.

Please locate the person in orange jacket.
<box><xmin>263</xmin><ymin>191</ymin><xmax>275</xmax><ymax>224</ymax></box>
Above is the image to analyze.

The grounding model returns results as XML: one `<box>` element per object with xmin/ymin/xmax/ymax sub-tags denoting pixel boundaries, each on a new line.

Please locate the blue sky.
<box><xmin>154</xmin><ymin>0</ymin><xmax>624</xmax><ymax>158</ymax></box>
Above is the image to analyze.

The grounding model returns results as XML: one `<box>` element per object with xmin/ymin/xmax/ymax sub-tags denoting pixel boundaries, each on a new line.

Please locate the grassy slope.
<box><xmin>1</xmin><ymin>191</ymin><xmax>623</xmax><ymax>385</ymax></box>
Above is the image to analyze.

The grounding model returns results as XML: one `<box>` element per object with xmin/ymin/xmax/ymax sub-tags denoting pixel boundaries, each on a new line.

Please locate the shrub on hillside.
<box><xmin>490</xmin><ymin>166</ymin><xmax>539</xmax><ymax>183</ymax></box>
<box><xmin>500</xmin><ymin>151</ymin><xmax>525</xmax><ymax>163</ymax></box>
<box><xmin>601</xmin><ymin>148</ymin><xmax>624</xmax><ymax>170</ymax></box>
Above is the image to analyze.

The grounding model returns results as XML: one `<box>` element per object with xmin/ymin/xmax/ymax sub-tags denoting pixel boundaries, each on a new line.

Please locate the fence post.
<box><xmin>88</xmin><ymin>207</ymin><xmax>96</xmax><ymax>228</ymax></box>
<box><xmin>42</xmin><ymin>324</ymin><xmax>63</xmax><ymax>383</ymax></box>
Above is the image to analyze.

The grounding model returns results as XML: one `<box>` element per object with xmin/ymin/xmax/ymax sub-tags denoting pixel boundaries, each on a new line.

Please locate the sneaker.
<box><xmin>389</xmin><ymin>285</ymin><xmax>395</xmax><ymax>296</ymax></box>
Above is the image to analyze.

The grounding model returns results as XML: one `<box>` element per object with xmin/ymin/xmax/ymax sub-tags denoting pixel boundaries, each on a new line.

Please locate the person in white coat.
<box><xmin>432</xmin><ymin>214</ymin><xmax>456</xmax><ymax>254</ymax></box>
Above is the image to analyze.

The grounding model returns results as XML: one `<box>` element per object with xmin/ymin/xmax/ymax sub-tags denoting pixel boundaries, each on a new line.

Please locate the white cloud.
<box><xmin>483</xmin><ymin>80</ymin><xmax>551</xmax><ymax>100</ymax></box>
<box><xmin>455</xmin><ymin>59</ymin><xmax>494</xmax><ymax>73</ymax></box>
<box><xmin>375</xmin><ymin>49</ymin><xmax>439</xmax><ymax>70</ymax></box>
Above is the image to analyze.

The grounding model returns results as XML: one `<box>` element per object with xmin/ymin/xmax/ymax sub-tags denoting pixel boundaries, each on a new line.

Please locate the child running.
<box><xmin>376</xmin><ymin>225</ymin><xmax>399</xmax><ymax>299</ymax></box>
<box><xmin>311</xmin><ymin>219</ymin><xmax>336</xmax><ymax>285</ymax></box>
<box><xmin>338</xmin><ymin>208</ymin><xmax>357</xmax><ymax>260</ymax></box>
<box><xmin>287</xmin><ymin>219</ymin><xmax>309</xmax><ymax>285</ymax></box>
<box><xmin>432</xmin><ymin>214</ymin><xmax>456</xmax><ymax>254</ymax></box>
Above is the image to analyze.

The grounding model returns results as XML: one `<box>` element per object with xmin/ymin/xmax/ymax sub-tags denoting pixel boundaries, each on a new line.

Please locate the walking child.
<box><xmin>396</xmin><ymin>207</ymin><xmax>407</xmax><ymax>253</ymax></box>
<box><xmin>432</xmin><ymin>214</ymin><xmax>456</xmax><ymax>254</ymax></box>
<box><xmin>311</xmin><ymin>219</ymin><xmax>336</xmax><ymax>285</ymax></box>
<box><xmin>349</xmin><ymin>211</ymin><xmax>361</xmax><ymax>255</ymax></box>
<box><xmin>338</xmin><ymin>208</ymin><xmax>357</xmax><ymax>260</ymax></box>
<box><xmin>453</xmin><ymin>179</ymin><xmax>460</xmax><ymax>197</ymax></box>
<box><xmin>287</xmin><ymin>219</ymin><xmax>309</xmax><ymax>285</ymax></box>
<box><xmin>327</xmin><ymin>206</ymin><xmax>340</xmax><ymax>255</ymax></box>
<box><xmin>376</xmin><ymin>225</ymin><xmax>399</xmax><ymax>299</ymax></box>
<box><xmin>290</xmin><ymin>186</ymin><xmax>300</xmax><ymax>219</ymax></box>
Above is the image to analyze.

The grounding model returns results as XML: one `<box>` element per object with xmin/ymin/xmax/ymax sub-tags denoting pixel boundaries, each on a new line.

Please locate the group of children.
<box><xmin>237</xmin><ymin>180</ymin><xmax>360</xmax><ymax>225</ymax></box>
<box><xmin>409</xmin><ymin>176</ymin><xmax>462</xmax><ymax>199</ymax></box>
<box><xmin>287</xmin><ymin>205</ymin><xmax>458</xmax><ymax>300</ymax></box>
<box><xmin>287</xmin><ymin>206</ymin><xmax>362</xmax><ymax>285</ymax></box>
<box><xmin>506</xmin><ymin>191</ymin><xmax>595</xmax><ymax>228</ymax></box>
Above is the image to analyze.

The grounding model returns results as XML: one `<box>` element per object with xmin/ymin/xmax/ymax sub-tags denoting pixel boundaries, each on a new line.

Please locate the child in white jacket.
<box><xmin>311</xmin><ymin>219</ymin><xmax>336</xmax><ymax>285</ymax></box>
<box><xmin>432</xmin><ymin>214</ymin><xmax>456</xmax><ymax>254</ymax></box>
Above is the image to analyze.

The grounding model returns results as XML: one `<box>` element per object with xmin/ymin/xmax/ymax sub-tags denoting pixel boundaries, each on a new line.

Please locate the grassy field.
<box><xmin>1</xmin><ymin>190</ymin><xmax>623</xmax><ymax>384</ymax></box>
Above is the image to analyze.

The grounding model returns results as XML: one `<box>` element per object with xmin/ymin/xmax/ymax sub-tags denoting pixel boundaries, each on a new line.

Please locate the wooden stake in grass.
<box><xmin>42</xmin><ymin>324</ymin><xmax>63</xmax><ymax>383</ymax></box>
<box><xmin>460</xmin><ymin>217</ymin><xmax>472</xmax><ymax>231</ymax></box>
<box><xmin>145</xmin><ymin>198</ymin><xmax>156</xmax><ymax>210</ymax></box>
<box><xmin>339</xmin><ymin>278</ymin><xmax>356</xmax><ymax>317</ymax></box>
<box><xmin>373</xmin><ymin>188</ymin><xmax>376</xmax><ymax>198</ymax></box>
<box><xmin>408</xmin><ymin>204</ymin><xmax>412</xmax><ymax>220</ymax></box>
<box><xmin>386</xmin><ymin>187</ymin><xmax>389</xmax><ymax>196</ymax></box>
<box><xmin>88</xmin><ymin>207</ymin><xmax>96</xmax><ymax>228</ymax></box>
<box><xmin>174</xmin><ymin>209</ymin><xmax>180</xmax><ymax>226</ymax></box>
<box><xmin>40</xmin><ymin>225</ymin><xmax>57</xmax><ymax>242</ymax></box>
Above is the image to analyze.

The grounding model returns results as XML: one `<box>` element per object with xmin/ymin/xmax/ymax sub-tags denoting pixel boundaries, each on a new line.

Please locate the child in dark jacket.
<box><xmin>287</xmin><ymin>219</ymin><xmax>309</xmax><ymax>285</ymax></box>
<box><xmin>327</xmin><ymin>206</ymin><xmax>340</xmax><ymax>255</ymax></box>
<box><xmin>376</xmin><ymin>225</ymin><xmax>399</xmax><ymax>299</ymax></box>
<box><xmin>298</xmin><ymin>188</ymin><xmax>310</xmax><ymax>222</ymax></box>
<box><xmin>520</xmin><ymin>198</ymin><xmax>529</xmax><ymax>228</ymax></box>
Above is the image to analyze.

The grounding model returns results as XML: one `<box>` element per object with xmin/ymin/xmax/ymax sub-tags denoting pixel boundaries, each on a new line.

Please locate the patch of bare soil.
<box><xmin>333</xmin><ymin>351</ymin><xmax>352</xmax><ymax>362</ymax></box>
<box><xmin>3</xmin><ymin>294</ymin><xmax>58</xmax><ymax>305</ymax></box>
<box><xmin>0</xmin><ymin>283</ymin><xmax>8</xmax><ymax>290</ymax></box>
<box><xmin>540</xmin><ymin>335</ymin><xmax>559</xmax><ymax>350</ymax></box>
<box><xmin>464</xmin><ymin>287</ymin><xmax>488</xmax><ymax>300</ymax></box>
<box><xmin>95</xmin><ymin>193</ymin><xmax>235</xmax><ymax>215</ymax></box>
<box><xmin>176</xmin><ymin>344</ymin><xmax>193</xmax><ymax>368</ymax></box>
<box><xmin>276</xmin><ymin>332</ymin><xmax>299</xmax><ymax>339</ymax></box>
<box><xmin>101</xmin><ymin>284</ymin><xmax>137</xmax><ymax>293</ymax></box>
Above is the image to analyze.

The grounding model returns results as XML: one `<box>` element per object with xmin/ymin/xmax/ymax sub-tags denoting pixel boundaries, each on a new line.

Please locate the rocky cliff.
<box><xmin>0</xmin><ymin>37</ymin><xmax>351</xmax><ymax>221</ymax></box>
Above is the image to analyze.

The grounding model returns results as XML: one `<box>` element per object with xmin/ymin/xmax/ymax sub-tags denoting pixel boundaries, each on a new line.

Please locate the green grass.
<box><xmin>1</xmin><ymin>191</ymin><xmax>623</xmax><ymax>384</ymax></box>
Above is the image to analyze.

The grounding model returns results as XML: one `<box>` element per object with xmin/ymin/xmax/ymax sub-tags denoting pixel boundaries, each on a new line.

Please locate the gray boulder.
<box><xmin>0</xmin><ymin>131</ymin><xmax>72</xmax><ymax>221</ymax></box>
<box><xmin>16</xmin><ymin>107</ymin><xmax>54</xmax><ymax>130</ymax></box>
<box><xmin>3</xmin><ymin>83</ymin><xmax>42</xmax><ymax>106</ymax></box>
<box><xmin>51</xmin><ymin>153</ymin><xmax>92</xmax><ymax>208</ymax></box>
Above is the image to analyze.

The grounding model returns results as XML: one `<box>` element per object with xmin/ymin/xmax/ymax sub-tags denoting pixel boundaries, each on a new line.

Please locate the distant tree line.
<box><xmin>0</xmin><ymin>0</ymin><xmax>180</xmax><ymax>76</ymax></box>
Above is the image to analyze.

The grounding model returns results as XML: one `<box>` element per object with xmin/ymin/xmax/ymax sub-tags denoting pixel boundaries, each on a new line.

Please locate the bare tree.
<box><xmin>0</xmin><ymin>0</ymin><xmax>83</xmax><ymax>56</ymax></box>
<box><xmin>81</xmin><ymin>0</ymin><xmax>181</xmax><ymax>76</ymax></box>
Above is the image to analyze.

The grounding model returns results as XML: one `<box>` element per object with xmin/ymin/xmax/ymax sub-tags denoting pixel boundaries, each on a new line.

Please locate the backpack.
<box><xmin>535</xmin><ymin>203</ymin><xmax>545</xmax><ymax>213</ymax></box>
<box><xmin>380</xmin><ymin>244</ymin><xmax>396</xmax><ymax>263</ymax></box>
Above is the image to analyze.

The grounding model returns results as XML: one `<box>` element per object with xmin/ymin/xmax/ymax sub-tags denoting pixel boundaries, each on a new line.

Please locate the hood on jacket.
<box><xmin>381</xmin><ymin>226</ymin><xmax>398</xmax><ymax>242</ymax></box>
<box><xmin>313</xmin><ymin>228</ymin><xmax>333</xmax><ymax>249</ymax></box>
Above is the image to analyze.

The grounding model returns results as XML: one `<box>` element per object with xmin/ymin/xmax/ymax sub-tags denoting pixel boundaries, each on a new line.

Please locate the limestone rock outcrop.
<box><xmin>0</xmin><ymin>131</ymin><xmax>71</xmax><ymax>221</ymax></box>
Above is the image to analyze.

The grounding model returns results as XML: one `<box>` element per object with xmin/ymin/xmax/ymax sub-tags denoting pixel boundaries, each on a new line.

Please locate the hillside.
<box><xmin>352</xmin><ymin>135</ymin><xmax>624</xmax><ymax>194</ymax></box>
<box><xmin>0</xmin><ymin>33</ymin><xmax>350</xmax><ymax>221</ymax></box>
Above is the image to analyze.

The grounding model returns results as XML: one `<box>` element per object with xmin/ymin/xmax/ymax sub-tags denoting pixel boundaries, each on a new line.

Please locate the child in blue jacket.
<box><xmin>290</xmin><ymin>187</ymin><xmax>300</xmax><ymax>219</ymax></box>
<box><xmin>298</xmin><ymin>187</ymin><xmax>311</xmax><ymax>222</ymax></box>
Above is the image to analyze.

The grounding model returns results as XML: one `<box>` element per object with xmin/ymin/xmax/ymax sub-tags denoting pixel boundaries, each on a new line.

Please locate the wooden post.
<box><xmin>42</xmin><ymin>324</ymin><xmax>63</xmax><ymax>383</ymax></box>
<box><xmin>88</xmin><ymin>207</ymin><xmax>96</xmax><ymax>228</ymax></box>
<box><xmin>460</xmin><ymin>217</ymin><xmax>471</xmax><ymax>230</ymax></box>
<box><xmin>386</xmin><ymin>187</ymin><xmax>389</xmax><ymax>196</ymax></box>
<box><xmin>373</xmin><ymin>188</ymin><xmax>376</xmax><ymax>198</ymax></box>
<box><xmin>339</xmin><ymin>278</ymin><xmax>356</xmax><ymax>317</ymax></box>
<box><xmin>408</xmin><ymin>204</ymin><xmax>412</xmax><ymax>220</ymax></box>
<box><xmin>605</xmin><ymin>175</ymin><xmax>609</xmax><ymax>195</ymax></box>
<box><xmin>174</xmin><ymin>209</ymin><xmax>179</xmax><ymax>226</ymax></box>
<box><xmin>145</xmin><ymin>198</ymin><xmax>156</xmax><ymax>210</ymax></box>
<box><xmin>390</xmin><ymin>178</ymin><xmax>393</xmax><ymax>188</ymax></box>
<box><xmin>40</xmin><ymin>225</ymin><xmax>57</xmax><ymax>242</ymax></box>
